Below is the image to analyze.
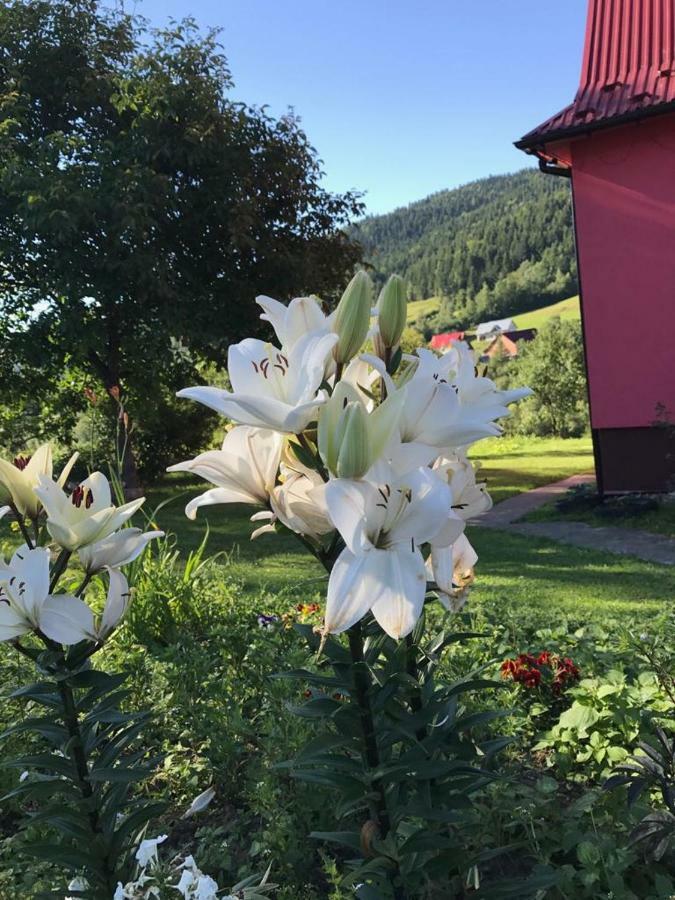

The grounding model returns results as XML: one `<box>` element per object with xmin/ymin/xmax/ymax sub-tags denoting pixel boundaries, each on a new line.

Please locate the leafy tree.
<box><xmin>497</xmin><ymin>319</ymin><xmax>589</xmax><ymax>438</ymax></box>
<box><xmin>0</xmin><ymin>0</ymin><xmax>363</xmax><ymax>487</ymax></box>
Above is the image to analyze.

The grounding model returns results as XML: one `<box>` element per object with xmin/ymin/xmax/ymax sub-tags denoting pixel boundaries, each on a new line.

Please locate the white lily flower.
<box><xmin>425</xmin><ymin>343</ymin><xmax>532</xmax><ymax>420</ymax></box>
<box><xmin>182</xmin><ymin>785</ymin><xmax>216</xmax><ymax>818</ymax></box>
<box><xmin>78</xmin><ymin>528</ymin><xmax>164</xmax><ymax>573</ymax></box>
<box><xmin>66</xmin><ymin>877</ymin><xmax>89</xmax><ymax>899</ymax></box>
<box><xmin>324</xmin><ymin>466</ymin><xmax>453</xmax><ymax>639</ymax></box>
<box><xmin>177</xmin><ymin>330</ymin><xmax>338</xmax><ymax>434</ymax></box>
<box><xmin>168</xmin><ymin>426</ymin><xmax>283</xmax><ymax>522</ymax></box>
<box><xmin>270</xmin><ymin>459</ymin><xmax>333</xmax><ymax>539</ymax></box>
<box><xmin>397</xmin><ymin>350</ymin><xmax>502</xmax><ymax>457</ymax></box>
<box><xmin>194</xmin><ymin>874</ymin><xmax>220</xmax><ymax>899</ymax></box>
<box><xmin>427</xmin><ymin>533</ymin><xmax>478</xmax><ymax>614</ymax></box>
<box><xmin>0</xmin><ymin>444</ymin><xmax>78</xmax><ymax>518</ymax></box>
<box><xmin>434</xmin><ymin>454</ymin><xmax>493</xmax><ymax>520</ymax></box>
<box><xmin>256</xmin><ymin>293</ymin><xmax>334</xmax><ymax>349</ymax></box>
<box><xmin>34</xmin><ymin>472</ymin><xmax>144</xmax><ymax>551</ymax></box>
<box><xmin>97</xmin><ymin>568</ymin><xmax>131</xmax><ymax>640</ymax></box>
<box><xmin>135</xmin><ymin>834</ymin><xmax>167</xmax><ymax>868</ymax></box>
<box><xmin>0</xmin><ymin>545</ymin><xmax>95</xmax><ymax>644</ymax></box>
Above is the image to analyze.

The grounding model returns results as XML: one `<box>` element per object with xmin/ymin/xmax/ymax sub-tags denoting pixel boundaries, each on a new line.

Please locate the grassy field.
<box><xmin>406</xmin><ymin>295</ymin><xmax>442</xmax><ymax>324</ymax></box>
<box><xmin>468</xmin><ymin>434</ymin><xmax>594</xmax><ymax>504</ymax></box>
<box><xmin>140</xmin><ymin>434</ymin><xmax>675</xmax><ymax>632</ymax></box>
<box><xmin>405</xmin><ymin>294</ymin><xmax>581</xmax><ymax>333</ymax></box>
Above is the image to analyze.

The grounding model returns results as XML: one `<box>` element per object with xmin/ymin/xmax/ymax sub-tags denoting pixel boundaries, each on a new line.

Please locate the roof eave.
<box><xmin>515</xmin><ymin>99</ymin><xmax>675</xmax><ymax>152</ymax></box>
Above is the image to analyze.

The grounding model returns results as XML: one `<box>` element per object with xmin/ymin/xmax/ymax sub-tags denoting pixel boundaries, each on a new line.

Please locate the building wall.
<box><xmin>571</xmin><ymin>115</ymin><xmax>675</xmax><ymax>431</ymax></box>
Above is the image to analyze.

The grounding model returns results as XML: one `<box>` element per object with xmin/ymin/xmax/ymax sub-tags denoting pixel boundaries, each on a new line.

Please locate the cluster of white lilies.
<box><xmin>172</xmin><ymin>272</ymin><xmax>530</xmax><ymax>640</ymax></box>
<box><xmin>0</xmin><ymin>445</ymin><xmax>162</xmax><ymax>646</ymax></box>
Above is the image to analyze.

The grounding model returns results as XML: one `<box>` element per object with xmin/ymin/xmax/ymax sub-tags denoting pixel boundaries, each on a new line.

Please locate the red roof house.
<box><xmin>517</xmin><ymin>0</ymin><xmax>675</xmax><ymax>492</ymax></box>
<box><xmin>481</xmin><ymin>329</ymin><xmax>538</xmax><ymax>361</ymax></box>
<box><xmin>430</xmin><ymin>331</ymin><xmax>465</xmax><ymax>351</ymax></box>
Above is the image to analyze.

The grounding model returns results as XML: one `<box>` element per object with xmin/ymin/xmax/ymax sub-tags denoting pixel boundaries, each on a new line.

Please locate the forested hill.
<box><xmin>353</xmin><ymin>169</ymin><xmax>577</xmax><ymax>330</ymax></box>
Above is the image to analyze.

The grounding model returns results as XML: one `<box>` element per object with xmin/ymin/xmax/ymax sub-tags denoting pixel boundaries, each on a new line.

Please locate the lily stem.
<box><xmin>10</xmin><ymin>505</ymin><xmax>34</xmax><ymax>549</ymax></box>
<box><xmin>58</xmin><ymin>675</ymin><xmax>117</xmax><ymax>894</ymax></box>
<box><xmin>49</xmin><ymin>548</ymin><xmax>71</xmax><ymax>593</ymax></box>
<box><xmin>346</xmin><ymin>622</ymin><xmax>391</xmax><ymax>835</ymax></box>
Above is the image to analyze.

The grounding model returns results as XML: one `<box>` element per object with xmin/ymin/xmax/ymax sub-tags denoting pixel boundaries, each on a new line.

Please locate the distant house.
<box><xmin>475</xmin><ymin>318</ymin><xmax>517</xmax><ymax>340</ymax></box>
<box><xmin>430</xmin><ymin>331</ymin><xmax>466</xmax><ymax>351</ymax></box>
<box><xmin>480</xmin><ymin>329</ymin><xmax>537</xmax><ymax>361</ymax></box>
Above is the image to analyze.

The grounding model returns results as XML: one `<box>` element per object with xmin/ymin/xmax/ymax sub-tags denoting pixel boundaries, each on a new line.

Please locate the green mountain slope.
<box><xmin>354</xmin><ymin>168</ymin><xmax>577</xmax><ymax>330</ymax></box>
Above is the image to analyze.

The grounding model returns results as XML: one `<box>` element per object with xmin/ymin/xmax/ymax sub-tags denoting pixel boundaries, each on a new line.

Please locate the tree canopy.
<box><xmin>0</xmin><ymin>0</ymin><xmax>363</xmax><ymax>481</ymax></box>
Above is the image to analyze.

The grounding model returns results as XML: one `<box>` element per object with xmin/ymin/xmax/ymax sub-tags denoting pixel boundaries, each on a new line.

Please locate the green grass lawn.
<box><xmin>143</xmin><ymin>435</ymin><xmax>675</xmax><ymax>630</ymax></box>
<box><xmin>468</xmin><ymin>434</ymin><xmax>594</xmax><ymax>504</ymax></box>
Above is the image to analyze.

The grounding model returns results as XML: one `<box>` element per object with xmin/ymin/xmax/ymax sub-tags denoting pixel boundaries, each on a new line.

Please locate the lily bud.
<box><xmin>377</xmin><ymin>275</ymin><xmax>407</xmax><ymax>349</ymax></box>
<box><xmin>335</xmin><ymin>402</ymin><xmax>369</xmax><ymax>479</ymax></box>
<box><xmin>333</xmin><ymin>271</ymin><xmax>372</xmax><ymax>365</ymax></box>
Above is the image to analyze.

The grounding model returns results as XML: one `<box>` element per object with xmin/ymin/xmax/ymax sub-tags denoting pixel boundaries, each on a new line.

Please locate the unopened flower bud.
<box><xmin>335</xmin><ymin>402</ymin><xmax>370</xmax><ymax>479</ymax></box>
<box><xmin>377</xmin><ymin>275</ymin><xmax>407</xmax><ymax>349</ymax></box>
<box><xmin>333</xmin><ymin>271</ymin><xmax>372</xmax><ymax>365</ymax></box>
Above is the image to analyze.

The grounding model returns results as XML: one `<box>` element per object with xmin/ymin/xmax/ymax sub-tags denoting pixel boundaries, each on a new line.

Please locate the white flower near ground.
<box><xmin>135</xmin><ymin>833</ymin><xmax>168</xmax><ymax>868</ymax></box>
<box><xmin>168</xmin><ymin>426</ymin><xmax>283</xmax><ymax>521</ymax></box>
<box><xmin>66</xmin><ymin>876</ymin><xmax>88</xmax><ymax>899</ymax></box>
<box><xmin>182</xmin><ymin>785</ymin><xmax>216</xmax><ymax>818</ymax></box>
<box><xmin>78</xmin><ymin>528</ymin><xmax>164</xmax><ymax>574</ymax></box>
<box><xmin>177</xmin><ymin>330</ymin><xmax>338</xmax><ymax>434</ymax></box>
<box><xmin>324</xmin><ymin>466</ymin><xmax>454</xmax><ymax>638</ymax></box>
<box><xmin>35</xmin><ymin>471</ymin><xmax>144</xmax><ymax>551</ymax></box>
<box><xmin>0</xmin><ymin>545</ymin><xmax>94</xmax><ymax>644</ymax></box>
<box><xmin>0</xmin><ymin>444</ymin><xmax>78</xmax><ymax>519</ymax></box>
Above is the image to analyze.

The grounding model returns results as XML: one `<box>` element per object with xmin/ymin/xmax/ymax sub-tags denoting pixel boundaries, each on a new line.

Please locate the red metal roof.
<box><xmin>517</xmin><ymin>0</ymin><xmax>675</xmax><ymax>150</ymax></box>
<box><xmin>430</xmin><ymin>331</ymin><xmax>464</xmax><ymax>349</ymax></box>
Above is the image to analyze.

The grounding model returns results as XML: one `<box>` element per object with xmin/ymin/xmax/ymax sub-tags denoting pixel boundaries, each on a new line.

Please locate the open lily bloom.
<box><xmin>0</xmin><ymin>545</ymin><xmax>94</xmax><ymax>644</ymax></box>
<box><xmin>35</xmin><ymin>471</ymin><xmax>144</xmax><ymax>551</ymax></box>
<box><xmin>177</xmin><ymin>330</ymin><xmax>338</xmax><ymax>434</ymax></box>
<box><xmin>0</xmin><ymin>444</ymin><xmax>78</xmax><ymax>519</ymax></box>
<box><xmin>168</xmin><ymin>426</ymin><xmax>284</xmax><ymax>522</ymax></box>
<box><xmin>324</xmin><ymin>466</ymin><xmax>453</xmax><ymax>639</ymax></box>
<box><xmin>78</xmin><ymin>527</ymin><xmax>164</xmax><ymax>573</ymax></box>
<box><xmin>396</xmin><ymin>363</ymin><xmax>501</xmax><ymax>463</ymax></box>
<box><xmin>434</xmin><ymin>454</ymin><xmax>493</xmax><ymax>520</ymax></box>
<box><xmin>427</xmin><ymin>533</ymin><xmax>478</xmax><ymax>614</ymax></box>
<box><xmin>426</xmin><ymin>343</ymin><xmax>532</xmax><ymax>420</ymax></box>
<box><xmin>271</xmin><ymin>457</ymin><xmax>333</xmax><ymax>540</ymax></box>
<box><xmin>256</xmin><ymin>294</ymin><xmax>335</xmax><ymax>350</ymax></box>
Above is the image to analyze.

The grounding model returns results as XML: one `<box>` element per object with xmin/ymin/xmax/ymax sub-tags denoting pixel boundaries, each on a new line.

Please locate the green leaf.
<box><xmin>310</xmin><ymin>830</ymin><xmax>362</xmax><ymax>851</ymax></box>
<box><xmin>286</xmin><ymin>697</ymin><xmax>342</xmax><ymax>718</ymax></box>
<box><xmin>88</xmin><ymin>765</ymin><xmax>155</xmax><ymax>783</ymax></box>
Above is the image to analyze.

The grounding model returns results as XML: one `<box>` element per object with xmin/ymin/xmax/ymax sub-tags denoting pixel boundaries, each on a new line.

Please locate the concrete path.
<box><xmin>472</xmin><ymin>473</ymin><xmax>675</xmax><ymax>566</ymax></box>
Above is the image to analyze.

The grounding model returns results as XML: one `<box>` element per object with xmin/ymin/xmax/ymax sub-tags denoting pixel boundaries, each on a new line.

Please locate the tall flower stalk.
<box><xmin>174</xmin><ymin>275</ymin><xmax>532</xmax><ymax>896</ymax></box>
<box><xmin>0</xmin><ymin>455</ymin><xmax>164</xmax><ymax>897</ymax></box>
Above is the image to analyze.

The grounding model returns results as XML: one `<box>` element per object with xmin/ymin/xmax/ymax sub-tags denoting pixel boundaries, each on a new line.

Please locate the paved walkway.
<box><xmin>472</xmin><ymin>473</ymin><xmax>675</xmax><ymax>566</ymax></box>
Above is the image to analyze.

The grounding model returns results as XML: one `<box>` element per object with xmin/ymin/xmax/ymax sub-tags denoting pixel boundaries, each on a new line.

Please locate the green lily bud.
<box><xmin>333</xmin><ymin>271</ymin><xmax>372</xmax><ymax>365</ymax></box>
<box><xmin>377</xmin><ymin>275</ymin><xmax>407</xmax><ymax>349</ymax></box>
<box><xmin>335</xmin><ymin>402</ymin><xmax>369</xmax><ymax>479</ymax></box>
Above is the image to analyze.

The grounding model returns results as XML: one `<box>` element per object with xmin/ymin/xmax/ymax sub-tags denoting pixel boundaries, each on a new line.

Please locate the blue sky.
<box><xmin>132</xmin><ymin>0</ymin><xmax>588</xmax><ymax>215</ymax></box>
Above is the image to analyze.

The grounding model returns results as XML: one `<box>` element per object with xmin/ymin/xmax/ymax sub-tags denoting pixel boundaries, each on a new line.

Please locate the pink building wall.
<box><xmin>569</xmin><ymin>116</ymin><xmax>675</xmax><ymax>430</ymax></box>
